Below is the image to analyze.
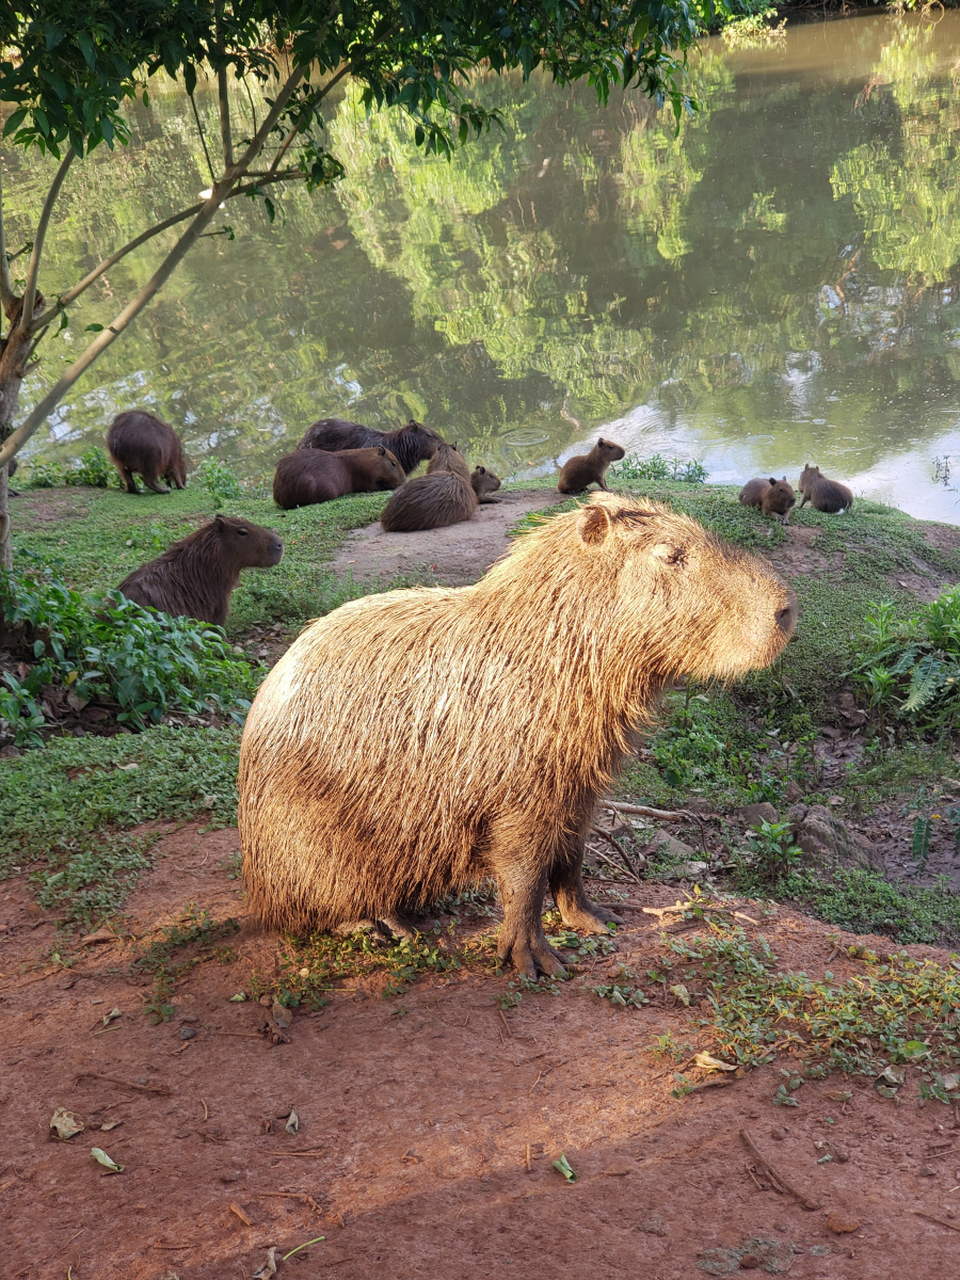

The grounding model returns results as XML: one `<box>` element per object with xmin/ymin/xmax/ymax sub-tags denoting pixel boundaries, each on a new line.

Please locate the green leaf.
<box><xmin>77</xmin><ymin>31</ymin><xmax>97</xmax><ymax>70</ymax></box>
<box><xmin>552</xmin><ymin>1153</ymin><xmax>577</xmax><ymax>1182</ymax></box>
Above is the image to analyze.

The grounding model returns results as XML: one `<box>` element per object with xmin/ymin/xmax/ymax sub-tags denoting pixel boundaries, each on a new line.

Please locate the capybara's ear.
<box><xmin>214</xmin><ymin>514</ymin><xmax>225</xmax><ymax>528</ymax></box>
<box><xmin>377</xmin><ymin>446</ymin><xmax>386</xmax><ymax>456</ymax></box>
<box><xmin>650</xmin><ymin>542</ymin><xmax>684</xmax><ymax>566</ymax></box>
<box><xmin>579</xmin><ymin>504</ymin><xmax>611</xmax><ymax>546</ymax></box>
<box><xmin>769</xmin><ymin>478</ymin><xmax>778</xmax><ymax>486</ymax></box>
<box><xmin>781</xmin><ymin>476</ymin><xmax>788</xmax><ymax>482</ymax></box>
<box><xmin>477</xmin><ymin>466</ymin><xmax>486</xmax><ymax>474</ymax></box>
<box><xmin>598</xmin><ymin>437</ymin><xmax>606</xmax><ymax>446</ymax></box>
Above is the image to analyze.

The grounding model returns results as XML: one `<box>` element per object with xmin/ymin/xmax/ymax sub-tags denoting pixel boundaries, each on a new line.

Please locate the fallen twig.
<box><xmin>265</xmin><ymin>1148</ymin><xmax>324</xmax><ymax>1157</ymax></box>
<box><xmin>586</xmin><ymin>841</ymin><xmax>643</xmax><ymax>884</ymax></box>
<box><xmin>75</xmin><ymin>1072</ymin><xmax>170</xmax><ymax>1095</ymax></box>
<box><xmin>602</xmin><ymin>801</ymin><xmax>708</xmax><ymax>822</ymax></box>
<box><xmin>590</xmin><ymin>826</ymin><xmax>643</xmax><ymax>883</ymax></box>
<box><xmin>914</xmin><ymin>1211</ymin><xmax>960</xmax><ymax>1233</ymax></box>
<box><xmin>739</xmin><ymin>1129</ymin><xmax>821</xmax><ymax>1211</ymax></box>
<box><xmin>525</xmin><ymin>1144</ymin><xmax>532</xmax><ymax>1174</ymax></box>
<box><xmin>499</xmin><ymin>1008</ymin><xmax>512</xmax><ymax>1038</ymax></box>
<box><xmin>229</xmin><ymin>1202</ymin><xmax>254</xmax><ymax>1226</ymax></box>
<box><xmin>258</xmin><ymin>1191</ymin><xmax>321</xmax><ymax>1212</ymax></box>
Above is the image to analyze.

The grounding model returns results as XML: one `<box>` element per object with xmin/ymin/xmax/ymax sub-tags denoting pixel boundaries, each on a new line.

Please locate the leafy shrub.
<box><xmin>610</xmin><ymin>452</ymin><xmax>708</xmax><ymax>485</ymax></box>
<box><xmin>21</xmin><ymin>447</ymin><xmax>117</xmax><ymax>489</ymax></box>
<box><xmin>851</xmin><ymin>589</ymin><xmax>960</xmax><ymax>728</ymax></box>
<box><xmin>196</xmin><ymin>457</ymin><xmax>246</xmax><ymax>505</ymax></box>
<box><xmin>0</xmin><ymin>563</ymin><xmax>262</xmax><ymax>746</ymax></box>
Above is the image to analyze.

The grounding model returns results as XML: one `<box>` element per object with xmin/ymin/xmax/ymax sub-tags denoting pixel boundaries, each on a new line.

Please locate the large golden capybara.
<box><xmin>238</xmin><ymin>493</ymin><xmax>796</xmax><ymax>978</ymax></box>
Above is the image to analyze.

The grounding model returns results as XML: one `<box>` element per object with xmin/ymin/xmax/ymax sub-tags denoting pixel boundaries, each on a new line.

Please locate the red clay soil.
<box><xmin>3</xmin><ymin>824</ymin><xmax>960</xmax><ymax>1280</ymax></box>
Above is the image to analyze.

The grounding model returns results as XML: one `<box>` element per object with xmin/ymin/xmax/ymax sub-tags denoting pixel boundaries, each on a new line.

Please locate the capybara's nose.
<box><xmin>776</xmin><ymin>595</ymin><xmax>797</xmax><ymax>635</ymax></box>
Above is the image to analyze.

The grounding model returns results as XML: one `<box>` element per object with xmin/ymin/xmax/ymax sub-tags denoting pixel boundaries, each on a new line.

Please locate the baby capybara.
<box><xmin>798</xmin><ymin>464</ymin><xmax>854</xmax><ymax>514</ymax></box>
<box><xmin>239</xmin><ymin>493</ymin><xmax>796</xmax><ymax>979</ymax></box>
<box><xmin>379</xmin><ymin>442</ymin><xmax>475</xmax><ymax>532</ymax></box>
<box><xmin>117</xmin><ymin>514</ymin><xmax>283</xmax><ymax>626</ymax></box>
<box><xmin>471</xmin><ymin>466</ymin><xmax>502</xmax><ymax>502</ymax></box>
<box><xmin>557</xmin><ymin>438</ymin><xmax>626</xmax><ymax>494</ymax></box>
<box><xmin>273</xmin><ymin>446</ymin><xmax>405</xmax><ymax>510</ymax></box>
<box><xmin>106</xmin><ymin>410</ymin><xmax>187</xmax><ymax>495</ymax></box>
<box><xmin>297</xmin><ymin>417</ymin><xmax>443</xmax><ymax>475</ymax></box>
<box><xmin>739</xmin><ymin>477</ymin><xmax>796</xmax><ymax>525</ymax></box>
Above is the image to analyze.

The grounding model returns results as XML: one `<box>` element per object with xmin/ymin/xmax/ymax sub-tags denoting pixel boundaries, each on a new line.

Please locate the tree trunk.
<box><xmin>0</xmin><ymin>326</ymin><xmax>28</xmax><ymax>570</ymax></box>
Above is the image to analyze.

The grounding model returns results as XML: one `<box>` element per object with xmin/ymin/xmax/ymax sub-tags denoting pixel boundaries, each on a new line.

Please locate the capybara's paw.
<box><xmin>498</xmin><ymin>928</ymin><xmax>567</xmax><ymax>980</ymax></box>
<box><xmin>560</xmin><ymin>902</ymin><xmax>624</xmax><ymax>933</ymax></box>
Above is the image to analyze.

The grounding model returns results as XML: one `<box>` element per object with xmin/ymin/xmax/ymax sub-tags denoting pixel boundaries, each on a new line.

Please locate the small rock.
<box><xmin>662</xmin><ymin>860</ymin><xmax>709</xmax><ymax>881</ymax></box>
<box><xmin>740</xmin><ymin>1256</ymin><xmax>760</xmax><ymax>1270</ymax></box>
<box><xmin>181</xmin><ymin>1014</ymin><xmax>199</xmax><ymax>1024</ymax></box>
<box><xmin>918</xmin><ymin>1166</ymin><xmax>936</xmax><ymax>1177</ymax></box>
<box><xmin>179</xmin><ymin>1026</ymin><xmax>196</xmax><ymax>1041</ymax></box>
<box><xmin>638</xmin><ymin>1214</ymin><xmax>667</xmax><ymax>1236</ymax></box>
<box><xmin>259</xmin><ymin>994</ymin><xmax>273</xmax><ymax>1007</ymax></box>
<box><xmin>219</xmin><ymin>1170</ymin><xmax>240</xmax><ymax>1183</ymax></box>
<box><xmin>770</xmin><ymin>1126</ymin><xmax>788</xmax><ymax>1141</ymax></box>
<box><xmin>827</xmin><ymin>1214</ymin><xmax>860</xmax><ymax>1234</ymax></box>
<box><xmin>602</xmin><ymin>1160</ymin><xmax>636</xmax><ymax>1177</ymax></box>
<box><xmin>738</xmin><ymin>802</ymin><xmax>779</xmax><ymax>827</ymax></box>
<box><xmin>784</xmin><ymin>780</ymin><xmax>804</xmax><ymax>803</ymax></box>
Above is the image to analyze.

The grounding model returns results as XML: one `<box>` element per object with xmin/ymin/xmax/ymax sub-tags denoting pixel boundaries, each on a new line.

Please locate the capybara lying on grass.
<box><xmin>273</xmin><ymin>446</ymin><xmax>404</xmax><ymax>510</ymax></box>
<box><xmin>798</xmin><ymin>464</ymin><xmax>854</xmax><ymax>513</ymax></box>
<box><xmin>297</xmin><ymin>417</ymin><xmax>443</xmax><ymax>475</ymax></box>
<box><xmin>557</xmin><ymin>438</ymin><xmax>626</xmax><ymax>493</ymax></box>
<box><xmin>739</xmin><ymin>477</ymin><xmax>796</xmax><ymax>524</ymax></box>
<box><xmin>106</xmin><ymin>410</ymin><xmax>187</xmax><ymax>495</ymax></box>
<box><xmin>118</xmin><ymin>514</ymin><xmax>283</xmax><ymax>626</ymax></box>
<box><xmin>239</xmin><ymin>493</ymin><xmax>796</xmax><ymax>978</ymax></box>
<box><xmin>380</xmin><ymin>442</ymin><xmax>476</xmax><ymax>532</ymax></box>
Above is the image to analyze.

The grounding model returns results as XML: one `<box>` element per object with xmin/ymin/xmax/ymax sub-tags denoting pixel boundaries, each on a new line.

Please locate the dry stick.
<box><xmin>525</xmin><ymin>1144</ymin><xmax>532</xmax><ymax>1174</ymax></box>
<box><xmin>229</xmin><ymin>1203</ymin><xmax>254</xmax><ymax>1227</ymax></box>
<box><xmin>265</xmin><ymin>1148</ymin><xmax>324</xmax><ymax>1157</ymax></box>
<box><xmin>74</xmin><ymin>1072</ymin><xmax>170</xmax><ymax>1095</ymax></box>
<box><xmin>258</xmin><ymin>1191</ymin><xmax>321</xmax><ymax>1211</ymax></box>
<box><xmin>499</xmin><ymin>1008</ymin><xmax>512</xmax><ymax>1037</ymax></box>
<box><xmin>739</xmin><ymin>1129</ymin><xmax>821</xmax><ymax>1211</ymax></box>
<box><xmin>590</xmin><ymin>826</ymin><xmax>643</xmax><ymax>883</ymax></box>
<box><xmin>586</xmin><ymin>842</ymin><xmax>643</xmax><ymax>885</ymax></box>
<box><xmin>201</xmin><ymin>1099</ymin><xmax>209</xmax><ymax>1122</ymax></box>
<box><xmin>602</xmin><ymin>801</ymin><xmax>705</xmax><ymax>822</ymax></box>
<box><xmin>914</xmin><ymin>1211</ymin><xmax>960</xmax><ymax>1233</ymax></box>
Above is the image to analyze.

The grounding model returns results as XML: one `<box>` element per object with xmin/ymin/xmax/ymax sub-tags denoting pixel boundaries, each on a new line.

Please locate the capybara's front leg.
<box><xmin>549</xmin><ymin>819</ymin><xmax>625</xmax><ymax>934</ymax></box>
<box><xmin>496</xmin><ymin>867</ymin><xmax>567</xmax><ymax>979</ymax></box>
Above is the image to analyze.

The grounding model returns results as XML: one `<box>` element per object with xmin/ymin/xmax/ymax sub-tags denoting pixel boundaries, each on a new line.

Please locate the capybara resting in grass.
<box><xmin>273</xmin><ymin>446</ymin><xmax>405</xmax><ymax>510</ymax></box>
<box><xmin>239</xmin><ymin>493</ymin><xmax>796</xmax><ymax>978</ymax></box>
<box><xmin>471</xmin><ymin>466</ymin><xmax>502</xmax><ymax>502</ymax></box>
<box><xmin>106</xmin><ymin>410</ymin><xmax>187</xmax><ymax>495</ymax></box>
<box><xmin>297</xmin><ymin>417</ymin><xmax>443</xmax><ymax>475</ymax></box>
<box><xmin>798</xmin><ymin>464</ymin><xmax>854</xmax><ymax>513</ymax></box>
<box><xmin>380</xmin><ymin>442</ymin><xmax>479</xmax><ymax>532</ymax></box>
<box><xmin>739</xmin><ymin>477</ymin><xmax>796</xmax><ymax>524</ymax></box>
<box><xmin>117</xmin><ymin>514</ymin><xmax>283</xmax><ymax>626</ymax></box>
<box><xmin>557</xmin><ymin>438</ymin><xmax>626</xmax><ymax>493</ymax></box>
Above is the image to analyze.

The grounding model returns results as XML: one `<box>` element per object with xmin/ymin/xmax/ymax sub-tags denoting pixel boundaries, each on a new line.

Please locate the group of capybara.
<box><xmin>738</xmin><ymin>465</ymin><xmax>854</xmax><ymax>523</ymax></box>
<box><xmin>101</xmin><ymin>407</ymin><xmax>834</xmax><ymax>975</ymax></box>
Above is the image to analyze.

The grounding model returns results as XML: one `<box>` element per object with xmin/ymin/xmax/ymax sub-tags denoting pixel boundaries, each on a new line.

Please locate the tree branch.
<box><xmin>267</xmin><ymin>63</ymin><xmax>352</xmax><ymax>177</ymax></box>
<box><xmin>189</xmin><ymin>90</ymin><xmax>216</xmax><ymax>183</ymax></box>
<box><xmin>31</xmin><ymin>171</ymin><xmax>304</xmax><ymax>329</ymax></box>
<box><xmin>0</xmin><ymin>161</ymin><xmax>13</xmax><ymax>314</ymax></box>
<box><xmin>21</xmin><ymin>148</ymin><xmax>75</xmax><ymax>336</ymax></box>
<box><xmin>215</xmin><ymin>5</ymin><xmax>234</xmax><ymax>170</ymax></box>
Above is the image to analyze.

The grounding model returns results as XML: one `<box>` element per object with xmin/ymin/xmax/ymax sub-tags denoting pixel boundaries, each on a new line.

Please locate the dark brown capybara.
<box><xmin>297</xmin><ymin>417</ymin><xmax>443</xmax><ymax>475</ymax></box>
<box><xmin>106</xmin><ymin>410</ymin><xmax>187</xmax><ymax>495</ymax></box>
<box><xmin>471</xmin><ymin>466</ymin><xmax>502</xmax><ymax>503</ymax></box>
<box><xmin>239</xmin><ymin>493</ymin><xmax>796</xmax><ymax>978</ymax></box>
<box><xmin>379</xmin><ymin>442</ymin><xmax>475</xmax><ymax>532</ymax></box>
<box><xmin>739</xmin><ymin>477</ymin><xmax>796</xmax><ymax>525</ymax></box>
<box><xmin>273</xmin><ymin>446</ymin><xmax>405</xmax><ymax>510</ymax></box>
<box><xmin>117</xmin><ymin>514</ymin><xmax>283</xmax><ymax>626</ymax></box>
<box><xmin>557</xmin><ymin>437</ymin><xmax>626</xmax><ymax>494</ymax></box>
<box><xmin>798</xmin><ymin>464</ymin><xmax>854</xmax><ymax>514</ymax></box>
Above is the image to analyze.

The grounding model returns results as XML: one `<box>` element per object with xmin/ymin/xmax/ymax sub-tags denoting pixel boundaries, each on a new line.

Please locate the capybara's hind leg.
<box><xmin>548</xmin><ymin>814</ymin><xmax>625</xmax><ymax>935</ymax></box>
<box><xmin>142</xmin><ymin>470</ymin><xmax>171</xmax><ymax>495</ymax></box>
<box><xmin>495</xmin><ymin>866</ymin><xmax>566</xmax><ymax>979</ymax></box>
<box><xmin>113</xmin><ymin>461</ymin><xmax>140</xmax><ymax>494</ymax></box>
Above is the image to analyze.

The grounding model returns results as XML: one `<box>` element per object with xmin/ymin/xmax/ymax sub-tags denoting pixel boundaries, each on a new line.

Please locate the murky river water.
<box><xmin>6</xmin><ymin>12</ymin><xmax>960</xmax><ymax>521</ymax></box>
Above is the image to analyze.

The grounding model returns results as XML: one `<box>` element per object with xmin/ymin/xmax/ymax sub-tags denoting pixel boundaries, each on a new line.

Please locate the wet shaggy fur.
<box><xmin>379</xmin><ymin>443</ymin><xmax>476</xmax><ymax>532</ymax></box>
<box><xmin>739</xmin><ymin>477</ymin><xmax>796</xmax><ymax>524</ymax></box>
<box><xmin>471</xmin><ymin>466</ymin><xmax>501</xmax><ymax>502</ymax></box>
<box><xmin>273</xmin><ymin>446</ymin><xmax>405</xmax><ymax>510</ymax></box>
<box><xmin>239</xmin><ymin>493</ymin><xmax>796</xmax><ymax>979</ymax></box>
<box><xmin>557</xmin><ymin>438</ymin><xmax>626</xmax><ymax>493</ymax></box>
<box><xmin>296</xmin><ymin>417</ymin><xmax>443</xmax><ymax>475</ymax></box>
<box><xmin>106</xmin><ymin>410</ymin><xmax>187</xmax><ymax>495</ymax></box>
<box><xmin>798</xmin><ymin>464</ymin><xmax>854</xmax><ymax>514</ymax></box>
<box><xmin>118</xmin><ymin>514</ymin><xmax>283</xmax><ymax>626</ymax></box>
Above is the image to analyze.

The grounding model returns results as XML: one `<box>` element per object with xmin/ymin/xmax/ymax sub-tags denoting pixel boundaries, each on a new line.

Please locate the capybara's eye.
<box><xmin>237</xmin><ymin>527</ymin><xmax>249</xmax><ymax>536</ymax></box>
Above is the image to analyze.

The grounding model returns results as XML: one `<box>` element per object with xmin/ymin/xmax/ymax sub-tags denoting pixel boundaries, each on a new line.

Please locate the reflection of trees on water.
<box><xmin>8</xmin><ymin>17</ymin><xmax>960</xmax><ymax>479</ymax></box>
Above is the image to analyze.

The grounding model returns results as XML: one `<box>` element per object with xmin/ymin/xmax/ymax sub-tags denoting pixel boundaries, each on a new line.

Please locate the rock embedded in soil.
<box><xmin>786</xmin><ymin>804</ymin><xmax>883</xmax><ymax>874</ymax></box>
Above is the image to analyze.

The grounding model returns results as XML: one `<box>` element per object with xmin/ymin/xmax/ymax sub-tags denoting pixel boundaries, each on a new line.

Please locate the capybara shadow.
<box><xmin>106</xmin><ymin>410</ymin><xmax>187</xmax><ymax>495</ymax></box>
<box><xmin>798</xmin><ymin>464</ymin><xmax>854</xmax><ymax>514</ymax></box>
<box><xmin>239</xmin><ymin>493</ymin><xmax>796</xmax><ymax>979</ymax></box>
<box><xmin>273</xmin><ymin>446</ymin><xmax>405</xmax><ymax>510</ymax></box>
<box><xmin>117</xmin><ymin>514</ymin><xmax>283</xmax><ymax>626</ymax></box>
<box><xmin>739</xmin><ymin>477</ymin><xmax>796</xmax><ymax>525</ymax></box>
<box><xmin>297</xmin><ymin>417</ymin><xmax>443</xmax><ymax>475</ymax></box>
<box><xmin>379</xmin><ymin>442</ymin><xmax>476</xmax><ymax>532</ymax></box>
<box><xmin>557</xmin><ymin>438</ymin><xmax>626</xmax><ymax>493</ymax></box>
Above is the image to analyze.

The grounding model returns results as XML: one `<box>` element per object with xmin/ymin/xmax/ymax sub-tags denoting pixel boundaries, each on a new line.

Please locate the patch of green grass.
<box><xmin>779</xmin><ymin>867</ymin><xmax>960</xmax><ymax>948</ymax></box>
<box><xmin>11</xmin><ymin>484</ymin><xmax>404</xmax><ymax>634</ymax></box>
<box><xmin>0</xmin><ymin>726</ymin><xmax>240</xmax><ymax>925</ymax></box>
<box><xmin>600</xmin><ymin>923</ymin><xmax>960</xmax><ymax>1099</ymax></box>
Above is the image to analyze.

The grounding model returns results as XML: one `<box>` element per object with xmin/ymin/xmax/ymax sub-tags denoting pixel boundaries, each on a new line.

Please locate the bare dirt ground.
<box><xmin>4</xmin><ymin>825</ymin><xmax>960</xmax><ymax>1280</ymax></box>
